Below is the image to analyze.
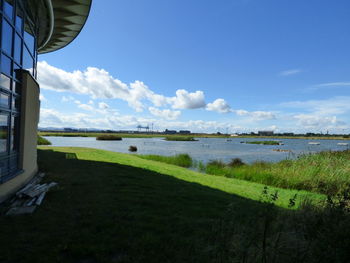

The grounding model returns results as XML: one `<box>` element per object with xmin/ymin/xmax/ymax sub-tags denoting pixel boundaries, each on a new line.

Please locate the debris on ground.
<box><xmin>4</xmin><ymin>172</ymin><xmax>58</xmax><ymax>216</ymax></box>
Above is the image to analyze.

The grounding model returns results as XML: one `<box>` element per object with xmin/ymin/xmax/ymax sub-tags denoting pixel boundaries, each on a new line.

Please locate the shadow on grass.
<box><xmin>0</xmin><ymin>149</ymin><xmax>348</xmax><ymax>262</ymax></box>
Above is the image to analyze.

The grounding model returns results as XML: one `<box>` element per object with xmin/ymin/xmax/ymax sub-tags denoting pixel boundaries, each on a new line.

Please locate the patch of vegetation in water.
<box><xmin>164</xmin><ymin>136</ymin><xmax>197</xmax><ymax>141</ymax></box>
<box><xmin>96</xmin><ymin>135</ymin><xmax>122</xmax><ymax>141</ymax></box>
<box><xmin>245</xmin><ymin>141</ymin><xmax>281</xmax><ymax>145</ymax></box>
<box><xmin>37</xmin><ymin>135</ymin><xmax>51</xmax><ymax>145</ymax></box>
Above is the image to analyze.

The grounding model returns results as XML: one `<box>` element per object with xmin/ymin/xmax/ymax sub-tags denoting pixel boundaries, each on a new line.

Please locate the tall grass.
<box><xmin>138</xmin><ymin>153</ymin><xmax>193</xmax><ymax>168</ymax></box>
<box><xmin>203</xmin><ymin>150</ymin><xmax>350</xmax><ymax>195</ymax></box>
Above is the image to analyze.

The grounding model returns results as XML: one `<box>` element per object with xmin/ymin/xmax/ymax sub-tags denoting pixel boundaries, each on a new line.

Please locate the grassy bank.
<box><xmin>1</xmin><ymin>147</ymin><xmax>344</xmax><ymax>263</ymax></box>
<box><xmin>202</xmin><ymin>150</ymin><xmax>350</xmax><ymax>195</ymax></box>
<box><xmin>37</xmin><ymin>135</ymin><xmax>51</xmax><ymax>145</ymax></box>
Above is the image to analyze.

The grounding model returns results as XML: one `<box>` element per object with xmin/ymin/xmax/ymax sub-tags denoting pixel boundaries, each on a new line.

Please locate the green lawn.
<box><xmin>0</xmin><ymin>147</ymin><xmax>324</xmax><ymax>263</ymax></box>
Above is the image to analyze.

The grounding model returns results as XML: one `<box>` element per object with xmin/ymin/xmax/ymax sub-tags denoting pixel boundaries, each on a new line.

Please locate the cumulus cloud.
<box><xmin>170</xmin><ymin>89</ymin><xmax>206</xmax><ymax>109</ymax></box>
<box><xmin>279</xmin><ymin>69</ymin><xmax>302</xmax><ymax>76</ymax></box>
<box><xmin>148</xmin><ymin>107</ymin><xmax>181</xmax><ymax>120</ymax></box>
<box><xmin>39</xmin><ymin>94</ymin><xmax>46</xmax><ymax>101</ymax></box>
<box><xmin>235</xmin><ymin>110</ymin><xmax>276</xmax><ymax>120</ymax></box>
<box><xmin>37</xmin><ymin>61</ymin><xmax>211</xmax><ymax>112</ymax></box>
<box><xmin>206</xmin><ymin>99</ymin><xmax>232</xmax><ymax>113</ymax></box>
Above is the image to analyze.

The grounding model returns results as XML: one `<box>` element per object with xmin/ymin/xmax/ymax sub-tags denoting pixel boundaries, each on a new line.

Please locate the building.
<box><xmin>0</xmin><ymin>0</ymin><xmax>92</xmax><ymax>202</ymax></box>
<box><xmin>164</xmin><ymin>129</ymin><xmax>177</xmax><ymax>134</ymax></box>
<box><xmin>179</xmin><ymin>130</ymin><xmax>191</xmax><ymax>134</ymax></box>
<box><xmin>258</xmin><ymin>131</ymin><xmax>274</xmax><ymax>136</ymax></box>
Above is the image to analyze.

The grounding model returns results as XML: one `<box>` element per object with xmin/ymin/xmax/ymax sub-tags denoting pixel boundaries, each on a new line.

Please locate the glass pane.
<box><xmin>12</xmin><ymin>95</ymin><xmax>19</xmax><ymax>110</ymax></box>
<box><xmin>0</xmin><ymin>157</ymin><xmax>9</xmax><ymax>180</ymax></box>
<box><xmin>4</xmin><ymin>0</ymin><xmax>13</xmax><ymax>20</ymax></box>
<box><xmin>0</xmin><ymin>93</ymin><xmax>9</xmax><ymax>108</ymax></box>
<box><xmin>14</xmin><ymin>33</ymin><xmax>21</xmax><ymax>63</ymax></box>
<box><xmin>1</xmin><ymin>19</ymin><xmax>13</xmax><ymax>56</ymax></box>
<box><xmin>23</xmin><ymin>47</ymin><xmax>33</xmax><ymax>73</ymax></box>
<box><xmin>14</xmin><ymin>81</ymin><xmax>20</xmax><ymax>94</ymax></box>
<box><xmin>10</xmin><ymin>115</ymin><xmax>18</xmax><ymax>151</ymax></box>
<box><xmin>15</xmin><ymin>6</ymin><xmax>23</xmax><ymax>31</ymax></box>
<box><xmin>0</xmin><ymin>53</ymin><xmax>12</xmax><ymax>76</ymax></box>
<box><xmin>0</xmin><ymin>74</ymin><xmax>11</xmax><ymax>90</ymax></box>
<box><xmin>24</xmin><ymin>28</ymin><xmax>35</xmax><ymax>55</ymax></box>
<box><xmin>0</xmin><ymin>114</ymin><xmax>9</xmax><ymax>153</ymax></box>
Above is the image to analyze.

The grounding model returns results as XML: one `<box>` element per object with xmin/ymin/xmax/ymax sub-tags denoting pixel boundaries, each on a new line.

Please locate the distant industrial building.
<box><xmin>164</xmin><ymin>129</ymin><xmax>177</xmax><ymax>134</ymax></box>
<box><xmin>179</xmin><ymin>130</ymin><xmax>191</xmax><ymax>134</ymax></box>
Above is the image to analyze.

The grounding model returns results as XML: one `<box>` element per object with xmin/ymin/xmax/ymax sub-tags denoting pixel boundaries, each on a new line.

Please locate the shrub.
<box><xmin>228</xmin><ymin>158</ymin><xmax>245</xmax><ymax>167</ymax></box>
<box><xmin>129</xmin><ymin>145</ymin><xmax>137</xmax><ymax>152</ymax></box>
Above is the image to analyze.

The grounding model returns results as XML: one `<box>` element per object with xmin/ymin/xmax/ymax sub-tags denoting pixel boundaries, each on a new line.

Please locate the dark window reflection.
<box><xmin>0</xmin><ymin>54</ymin><xmax>12</xmax><ymax>76</ymax></box>
<box><xmin>12</xmin><ymin>96</ymin><xmax>20</xmax><ymax>110</ymax></box>
<box><xmin>0</xmin><ymin>74</ymin><xmax>11</xmax><ymax>90</ymax></box>
<box><xmin>2</xmin><ymin>20</ymin><xmax>13</xmax><ymax>55</ymax></box>
<box><xmin>0</xmin><ymin>93</ymin><xmax>10</xmax><ymax>108</ymax></box>
<box><xmin>0</xmin><ymin>114</ymin><xmax>9</xmax><ymax>153</ymax></box>
<box><xmin>4</xmin><ymin>0</ymin><xmax>14</xmax><ymax>20</ymax></box>
<box><xmin>14</xmin><ymin>33</ymin><xmax>22</xmax><ymax>63</ymax></box>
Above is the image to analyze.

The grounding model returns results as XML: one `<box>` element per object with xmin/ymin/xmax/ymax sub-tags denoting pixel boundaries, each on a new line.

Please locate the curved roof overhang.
<box><xmin>36</xmin><ymin>0</ymin><xmax>92</xmax><ymax>54</ymax></box>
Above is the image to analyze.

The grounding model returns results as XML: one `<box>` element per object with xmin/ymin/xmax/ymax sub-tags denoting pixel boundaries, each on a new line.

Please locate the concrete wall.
<box><xmin>0</xmin><ymin>71</ymin><xmax>40</xmax><ymax>203</ymax></box>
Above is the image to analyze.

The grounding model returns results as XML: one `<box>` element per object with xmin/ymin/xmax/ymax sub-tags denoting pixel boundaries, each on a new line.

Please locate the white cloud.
<box><xmin>281</xmin><ymin>96</ymin><xmax>350</xmax><ymax>116</ymax></box>
<box><xmin>314</xmin><ymin>82</ymin><xmax>350</xmax><ymax>87</ymax></box>
<box><xmin>39</xmin><ymin>94</ymin><xmax>46</xmax><ymax>101</ymax></box>
<box><xmin>206</xmin><ymin>99</ymin><xmax>232</xmax><ymax>113</ymax></box>
<box><xmin>78</xmin><ymin>104</ymin><xmax>94</xmax><ymax>111</ymax></box>
<box><xmin>62</xmin><ymin>95</ymin><xmax>74</xmax><ymax>102</ymax></box>
<box><xmin>292</xmin><ymin>114</ymin><xmax>345</xmax><ymax>129</ymax></box>
<box><xmin>279</xmin><ymin>69</ymin><xmax>302</xmax><ymax>76</ymax></box>
<box><xmin>170</xmin><ymin>89</ymin><xmax>206</xmax><ymax>110</ymax></box>
<box><xmin>235</xmin><ymin>109</ymin><xmax>276</xmax><ymax>120</ymax></box>
<box><xmin>148</xmin><ymin>107</ymin><xmax>181</xmax><ymax>120</ymax></box>
<box><xmin>37</xmin><ymin>61</ymin><xmax>213</xmax><ymax>113</ymax></box>
<box><xmin>88</xmin><ymin>100</ymin><xmax>94</xmax><ymax>105</ymax></box>
<box><xmin>98</xmin><ymin>102</ymin><xmax>109</xmax><ymax>109</ymax></box>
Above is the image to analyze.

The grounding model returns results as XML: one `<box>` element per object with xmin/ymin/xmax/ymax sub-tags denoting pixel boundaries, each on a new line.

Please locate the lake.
<box><xmin>43</xmin><ymin>136</ymin><xmax>350</xmax><ymax>164</ymax></box>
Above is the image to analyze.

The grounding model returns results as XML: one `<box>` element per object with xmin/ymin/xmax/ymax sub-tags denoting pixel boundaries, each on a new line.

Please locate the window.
<box><xmin>0</xmin><ymin>0</ymin><xmax>38</xmax><ymax>183</ymax></box>
<box><xmin>0</xmin><ymin>53</ymin><xmax>12</xmax><ymax>76</ymax></box>
<box><xmin>1</xmin><ymin>19</ymin><xmax>13</xmax><ymax>55</ymax></box>
<box><xmin>0</xmin><ymin>114</ymin><xmax>8</xmax><ymax>153</ymax></box>
<box><xmin>3</xmin><ymin>0</ymin><xmax>13</xmax><ymax>20</ymax></box>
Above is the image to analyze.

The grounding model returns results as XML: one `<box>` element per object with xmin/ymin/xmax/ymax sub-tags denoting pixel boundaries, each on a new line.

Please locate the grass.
<box><xmin>37</xmin><ymin>135</ymin><xmax>51</xmax><ymax>145</ymax></box>
<box><xmin>201</xmin><ymin>150</ymin><xmax>350</xmax><ymax>196</ymax></box>
<box><xmin>164</xmin><ymin>136</ymin><xmax>197</xmax><ymax>141</ymax></box>
<box><xmin>0</xmin><ymin>147</ymin><xmax>330</xmax><ymax>262</ymax></box>
<box><xmin>96</xmin><ymin>135</ymin><xmax>122</xmax><ymax>140</ymax></box>
<box><xmin>138</xmin><ymin>153</ymin><xmax>193</xmax><ymax>168</ymax></box>
<box><xmin>244</xmin><ymin>140</ymin><xmax>281</xmax><ymax>145</ymax></box>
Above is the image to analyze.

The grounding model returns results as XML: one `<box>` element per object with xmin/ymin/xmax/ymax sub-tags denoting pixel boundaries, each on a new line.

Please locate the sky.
<box><xmin>38</xmin><ymin>0</ymin><xmax>350</xmax><ymax>134</ymax></box>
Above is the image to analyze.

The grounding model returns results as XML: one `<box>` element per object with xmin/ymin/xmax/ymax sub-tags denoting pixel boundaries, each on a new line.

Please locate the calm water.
<box><xmin>44</xmin><ymin>136</ymin><xmax>350</xmax><ymax>164</ymax></box>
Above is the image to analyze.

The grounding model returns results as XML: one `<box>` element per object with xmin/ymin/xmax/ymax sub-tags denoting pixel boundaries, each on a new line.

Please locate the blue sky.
<box><xmin>38</xmin><ymin>0</ymin><xmax>350</xmax><ymax>133</ymax></box>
